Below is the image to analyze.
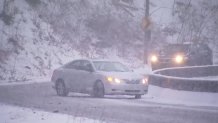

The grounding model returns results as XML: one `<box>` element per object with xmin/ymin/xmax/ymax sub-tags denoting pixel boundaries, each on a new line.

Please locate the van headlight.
<box><xmin>142</xmin><ymin>78</ymin><xmax>148</xmax><ymax>84</ymax></box>
<box><xmin>174</xmin><ymin>55</ymin><xmax>184</xmax><ymax>64</ymax></box>
<box><xmin>150</xmin><ymin>55</ymin><xmax>158</xmax><ymax>63</ymax></box>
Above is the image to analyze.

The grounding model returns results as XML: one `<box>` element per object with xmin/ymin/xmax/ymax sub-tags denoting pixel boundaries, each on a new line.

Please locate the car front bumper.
<box><xmin>104</xmin><ymin>83</ymin><xmax>148</xmax><ymax>95</ymax></box>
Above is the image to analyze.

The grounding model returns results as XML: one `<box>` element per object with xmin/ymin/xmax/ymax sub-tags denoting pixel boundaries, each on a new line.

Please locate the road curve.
<box><xmin>0</xmin><ymin>82</ymin><xmax>218</xmax><ymax>123</ymax></box>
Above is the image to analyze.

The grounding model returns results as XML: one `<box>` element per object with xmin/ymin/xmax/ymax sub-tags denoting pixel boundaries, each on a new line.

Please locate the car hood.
<box><xmin>97</xmin><ymin>71</ymin><xmax>144</xmax><ymax>80</ymax></box>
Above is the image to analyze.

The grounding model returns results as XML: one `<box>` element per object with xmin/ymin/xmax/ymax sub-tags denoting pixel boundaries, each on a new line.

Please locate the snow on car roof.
<box><xmin>91</xmin><ymin>59</ymin><xmax>120</xmax><ymax>63</ymax></box>
<box><xmin>71</xmin><ymin>58</ymin><xmax>120</xmax><ymax>63</ymax></box>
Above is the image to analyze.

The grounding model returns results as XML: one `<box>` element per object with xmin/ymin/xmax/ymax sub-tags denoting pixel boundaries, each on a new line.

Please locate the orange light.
<box><xmin>107</xmin><ymin>77</ymin><xmax>113</xmax><ymax>82</ymax></box>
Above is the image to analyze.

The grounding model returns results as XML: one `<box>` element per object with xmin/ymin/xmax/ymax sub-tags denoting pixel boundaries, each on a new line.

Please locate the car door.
<box><xmin>63</xmin><ymin>60</ymin><xmax>82</xmax><ymax>92</ymax></box>
<box><xmin>78</xmin><ymin>60</ymin><xmax>96</xmax><ymax>93</ymax></box>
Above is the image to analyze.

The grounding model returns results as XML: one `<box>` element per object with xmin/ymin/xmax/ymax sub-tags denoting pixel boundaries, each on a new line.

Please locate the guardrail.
<box><xmin>149</xmin><ymin>65</ymin><xmax>218</xmax><ymax>92</ymax></box>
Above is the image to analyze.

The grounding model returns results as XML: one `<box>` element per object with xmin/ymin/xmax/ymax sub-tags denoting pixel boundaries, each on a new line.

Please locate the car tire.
<box><xmin>56</xmin><ymin>80</ymin><xmax>69</xmax><ymax>97</ymax></box>
<box><xmin>93</xmin><ymin>81</ymin><xmax>104</xmax><ymax>98</ymax></box>
<box><xmin>135</xmin><ymin>94</ymin><xmax>142</xmax><ymax>99</ymax></box>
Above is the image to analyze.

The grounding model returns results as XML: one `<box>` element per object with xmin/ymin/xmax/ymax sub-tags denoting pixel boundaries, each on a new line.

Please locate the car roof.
<box><xmin>166</xmin><ymin>44</ymin><xmax>191</xmax><ymax>47</ymax></box>
<box><xmin>72</xmin><ymin>58</ymin><xmax>120</xmax><ymax>63</ymax></box>
<box><xmin>92</xmin><ymin>59</ymin><xmax>119</xmax><ymax>62</ymax></box>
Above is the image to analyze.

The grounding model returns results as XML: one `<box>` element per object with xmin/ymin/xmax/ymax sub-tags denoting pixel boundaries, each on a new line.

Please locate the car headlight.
<box><xmin>142</xmin><ymin>78</ymin><xmax>148</xmax><ymax>84</ymax></box>
<box><xmin>150</xmin><ymin>55</ymin><xmax>158</xmax><ymax>63</ymax></box>
<box><xmin>107</xmin><ymin>77</ymin><xmax>113</xmax><ymax>82</ymax></box>
<box><xmin>175</xmin><ymin>55</ymin><xmax>184</xmax><ymax>64</ymax></box>
<box><xmin>114</xmin><ymin>78</ymin><xmax>121</xmax><ymax>84</ymax></box>
<box><xmin>107</xmin><ymin>77</ymin><xmax>121</xmax><ymax>84</ymax></box>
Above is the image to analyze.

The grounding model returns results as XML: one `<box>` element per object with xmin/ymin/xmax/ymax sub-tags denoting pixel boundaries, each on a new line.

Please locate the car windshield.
<box><xmin>93</xmin><ymin>61</ymin><xmax>130</xmax><ymax>72</ymax></box>
<box><xmin>160</xmin><ymin>44</ymin><xmax>190</xmax><ymax>54</ymax></box>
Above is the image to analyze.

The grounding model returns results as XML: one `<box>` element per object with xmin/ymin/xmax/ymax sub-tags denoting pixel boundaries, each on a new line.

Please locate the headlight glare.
<box><xmin>151</xmin><ymin>55</ymin><xmax>158</xmax><ymax>63</ymax></box>
<box><xmin>107</xmin><ymin>77</ymin><xmax>121</xmax><ymax>84</ymax></box>
<box><xmin>114</xmin><ymin>78</ymin><xmax>121</xmax><ymax>84</ymax></box>
<box><xmin>175</xmin><ymin>55</ymin><xmax>184</xmax><ymax>64</ymax></box>
<box><xmin>107</xmin><ymin>77</ymin><xmax>113</xmax><ymax>82</ymax></box>
<box><xmin>142</xmin><ymin>78</ymin><xmax>148</xmax><ymax>84</ymax></box>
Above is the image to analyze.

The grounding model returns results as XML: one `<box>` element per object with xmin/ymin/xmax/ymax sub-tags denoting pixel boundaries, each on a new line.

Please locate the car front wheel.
<box><xmin>93</xmin><ymin>81</ymin><xmax>104</xmax><ymax>98</ymax></box>
<box><xmin>56</xmin><ymin>80</ymin><xmax>69</xmax><ymax>96</ymax></box>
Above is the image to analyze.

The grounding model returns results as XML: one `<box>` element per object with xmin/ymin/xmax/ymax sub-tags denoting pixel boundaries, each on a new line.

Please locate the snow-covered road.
<box><xmin>0</xmin><ymin>103</ymin><xmax>104</xmax><ymax>123</ymax></box>
<box><xmin>0</xmin><ymin>82</ymin><xmax>218</xmax><ymax>123</ymax></box>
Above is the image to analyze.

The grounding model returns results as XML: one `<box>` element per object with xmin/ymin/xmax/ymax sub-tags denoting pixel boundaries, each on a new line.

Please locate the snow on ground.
<box><xmin>0</xmin><ymin>77</ymin><xmax>50</xmax><ymax>86</ymax></box>
<box><xmin>0</xmin><ymin>103</ymin><xmax>105</xmax><ymax>123</ymax></box>
<box><xmin>146</xmin><ymin>85</ymin><xmax>218</xmax><ymax>107</ymax></box>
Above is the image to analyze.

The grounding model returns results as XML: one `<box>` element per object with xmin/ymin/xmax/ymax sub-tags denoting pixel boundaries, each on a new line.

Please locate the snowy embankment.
<box><xmin>147</xmin><ymin>85</ymin><xmax>218</xmax><ymax>107</ymax></box>
<box><xmin>0</xmin><ymin>0</ymin><xmax>148</xmax><ymax>82</ymax></box>
<box><xmin>0</xmin><ymin>103</ymin><xmax>104</xmax><ymax>123</ymax></box>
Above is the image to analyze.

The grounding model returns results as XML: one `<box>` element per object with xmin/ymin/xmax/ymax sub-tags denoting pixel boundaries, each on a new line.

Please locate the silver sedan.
<box><xmin>51</xmin><ymin>59</ymin><xmax>148</xmax><ymax>99</ymax></box>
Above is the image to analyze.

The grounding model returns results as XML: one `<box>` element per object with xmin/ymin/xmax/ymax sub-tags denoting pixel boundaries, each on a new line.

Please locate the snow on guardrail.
<box><xmin>148</xmin><ymin>65</ymin><xmax>218</xmax><ymax>92</ymax></box>
<box><xmin>147</xmin><ymin>65</ymin><xmax>218</xmax><ymax>106</ymax></box>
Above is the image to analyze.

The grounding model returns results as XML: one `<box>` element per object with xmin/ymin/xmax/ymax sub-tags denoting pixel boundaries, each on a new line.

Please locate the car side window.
<box><xmin>64</xmin><ymin>60</ymin><xmax>81</xmax><ymax>69</ymax></box>
<box><xmin>80</xmin><ymin>60</ymin><xmax>93</xmax><ymax>71</ymax></box>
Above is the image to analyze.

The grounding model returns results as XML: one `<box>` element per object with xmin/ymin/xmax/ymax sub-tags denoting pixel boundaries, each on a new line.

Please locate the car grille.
<box><xmin>159</xmin><ymin>58</ymin><xmax>172</xmax><ymax>63</ymax></box>
<box><xmin>124</xmin><ymin>79</ymin><xmax>141</xmax><ymax>84</ymax></box>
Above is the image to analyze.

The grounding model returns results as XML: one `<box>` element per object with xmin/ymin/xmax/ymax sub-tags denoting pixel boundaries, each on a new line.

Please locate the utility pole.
<box><xmin>143</xmin><ymin>0</ymin><xmax>151</xmax><ymax>64</ymax></box>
